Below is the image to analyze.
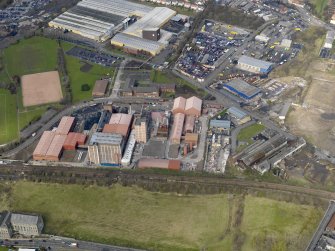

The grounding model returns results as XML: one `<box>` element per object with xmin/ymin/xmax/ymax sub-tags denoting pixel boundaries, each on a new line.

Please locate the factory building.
<box><xmin>0</xmin><ymin>211</ymin><xmax>12</xmax><ymax>239</ymax></box>
<box><xmin>92</xmin><ymin>79</ymin><xmax>109</xmax><ymax>97</ymax></box>
<box><xmin>237</xmin><ymin>55</ymin><xmax>273</xmax><ymax>74</ymax></box>
<box><xmin>170</xmin><ymin>113</ymin><xmax>185</xmax><ymax>144</ymax></box>
<box><xmin>133</xmin><ymin>87</ymin><xmax>159</xmax><ymax>98</ymax></box>
<box><xmin>172</xmin><ymin>97</ymin><xmax>186</xmax><ymax>114</ymax></box>
<box><xmin>103</xmin><ymin>113</ymin><xmax>133</xmax><ymax>137</ymax></box>
<box><xmin>172</xmin><ymin>96</ymin><xmax>202</xmax><ymax>116</ymax></box>
<box><xmin>63</xmin><ymin>132</ymin><xmax>87</xmax><ymax>150</ymax></box>
<box><xmin>151</xmin><ymin>112</ymin><xmax>169</xmax><ymax>139</ymax></box>
<box><xmin>184</xmin><ymin>115</ymin><xmax>195</xmax><ymax>134</ymax></box>
<box><xmin>137</xmin><ymin>158</ymin><xmax>181</xmax><ymax>171</ymax></box>
<box><xmin>227</xmin><ymin>107</ymin><xmax>251</xmax><ymax>125</ymax></box>
<box><xmin>185</xmin><ymin>96</ymin><xmax>202</xmax><ymax>116</ymax></box>
<box><xmin>111</xmin><ymin>6</ymin><xmax>176</xmax><ymax>56</ymax></box>
<box><xmin>142</xmin><ymin>28</ymin><xmax>161</xmax><ymax>41</ymax></box>
<box><xmin>223</xmin><ymin>78</ymin><xmax>261</xmax><ymax>100</ymax></box>
<box><xmin>45</xmin><ymin>134</ymin><xmax>67</xmax><ymax>161</ymax></box>
<box><xmin>185</xmin><ymin>133</ymin><xmax>198</xmax><ymax>148</ymax></box>
<box><xmin>33</xmin><ymin>131</ymin><xmax>56</xmax><ymax>161</ymax></box>
<box><xmin>55</xmin><ymin>116</ymin><xmax>75</xmax><ymax>135</ymax></box>
<box><xmin>88</xmin><ymin>132</ymin><xmax>125</xmax><ymax>166</ymax></box>
<box><xmin>11</xmin><ymin>213</ymin><xmax>44</xmax><ymax>237</ymax></box>
<box><xmin>121</xmin><ymin>130</ymin><xmax>136</xmax><ymax>166</ymax></box>
<box><xmin>324</xmin><ymin>31</ymin><xmax>335</xmax><ymax>49</ymax></box>
<box><xmin>48</xmin><ymin>0</ymin><xmax>153</xmax><ymax>41</ymax></box>
<box><xmin>134</xmin><ymin>117</ymin><xmax>148</xmax><ymax>143</ymax></box>
<box><xmin>210</xmin><ymin>120</ymin><xmax>231</xmax><ymax>132</ymax></box>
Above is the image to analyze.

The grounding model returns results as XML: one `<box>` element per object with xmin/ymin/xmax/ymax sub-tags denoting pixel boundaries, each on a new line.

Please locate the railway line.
<box><xmin>0</xmin><ymin>164</ymin><xmax>334</xmax><ymax>201</ymax></box>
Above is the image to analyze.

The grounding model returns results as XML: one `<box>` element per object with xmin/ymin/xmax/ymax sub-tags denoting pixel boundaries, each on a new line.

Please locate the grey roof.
<box><xmin>227</xmin><ymin>107</ymin><xmax>248</xmax><ymax>119</ymax></box>
<box><xmin>210</xmin><ymin>120</ymin><xmax>231</xmax><ymax>129</ymax></box>
<box><xmin>11</xmin><ymin>213</ymin><xmax>39</xmax><ymax>225</ymax></box>
<box><xmin>133</xmin><ymin>86</ymin><xmax>158</xmax><ymax>93</ymax></box>
<box><xmin>224</xmin><ymin>79</ymin><xmax>261</xmax><ymax>98</ymax></box>
<box><xmin>90</xmin><ymin>132</ymin><xmax>123</xmax><ymax>145</ymax></box>
<box><xmin>238</xmin><ymin>55</ymin><xmax>273</xmax><ymax>70</ymax></box>
<box><xmin>0</xmin><ymin>211</ymin><xmax>11</xmax><ymax>227</ymax></box>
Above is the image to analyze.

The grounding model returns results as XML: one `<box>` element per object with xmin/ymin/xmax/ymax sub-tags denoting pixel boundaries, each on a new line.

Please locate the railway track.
<box><xmin>0</xmin><ymin>164</ymin><xmax>334</xmax><ymax>200</ymax></box>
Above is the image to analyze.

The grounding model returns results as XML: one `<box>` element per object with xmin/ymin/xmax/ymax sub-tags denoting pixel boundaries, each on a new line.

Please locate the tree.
<box><xmin>81</xmin><ymin>83</ymin><xmax>90</xmax><ymax>91</ymax></box>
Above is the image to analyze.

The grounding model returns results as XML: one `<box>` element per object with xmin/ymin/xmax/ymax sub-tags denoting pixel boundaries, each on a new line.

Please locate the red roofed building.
<box><xmin>172</xmin><ymin>97</ymin><xmax>186</xmax><ymax>114</ymax></box>
<box><xmin>33</xmin><ymin>131</ymin><xmax>55</xmax><ymax>161</ymax></box>
<box><xmin>103</xmin><ymin>113</ymin><xmax>133</xmax><ymax>137</ymax></box>
<box><xmin>170</xmin><ymin>113</ymin><xmax>185</xmax><ymax>144</ymax></box>
<box><xmin>184</xmin><ymin>115</ymin><xmax>195</xmax><ymax>134</ymax></box>
<box><xmin>56</xmin><ymin>116</ymin><xmax>75</xmax><ymax>135</ymax></box>
<box><xmin>63</xmin><ymin>132</ymin><xmax>87</xmax><ymax>150</ymax></box>
<box><xmin>45</xmin><ymin>134</ymin><xmax>67</xmax><ymax>161</ymax></box>
<box><xmin>185</xmin><ymin>96</ymin><xmax>202</xmax><ymax>116</ymax></box>
<box><xmin>137</xmin><ymin>158</ymin><xmax>180</xmax><ymax>170</ymax></box>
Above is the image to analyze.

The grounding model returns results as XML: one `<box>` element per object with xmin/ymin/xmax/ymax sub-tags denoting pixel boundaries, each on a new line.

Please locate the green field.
<box><xmin>61</xmin><ymin>42</ymin><xmax>115</xmax><ymax>102</ymax></box>
<box><xmin>309</xmin><ymin>0</ymin><xmax>328</xmax><ymax>19</ymax></box>
<box><xmin>237</xmin><ymin>123</ymin><xmax>265</xmax><ymax>143</ymax></box>
<box><xmin>0</xmin><ymin>36</ymin><xmax>58</xmax><ymax>82</ymax></box>
<box><xmin>0</xmin><ymin>89</ymin><xmax>18</xmax><ymax>144</ymax></box>
<box><xmin>0</xmin><ymin>181</ymin><xmax>323</xmax><ymax>251</ymax></box>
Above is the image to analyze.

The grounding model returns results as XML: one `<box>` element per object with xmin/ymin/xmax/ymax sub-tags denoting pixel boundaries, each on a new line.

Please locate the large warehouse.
<box><xmin>171</xmin><ymin>96</ymin><xmax>202</xmax><ymax>116</ymax></box>
<box><xmin>111</xmin><ymin>6</ymin><xmax>177</xmax><ymax>56</ymax></box>
<box><xmin>223</xmin><ymin>78</ymin><xmax>261</xmax><ymax>100</ymax></box>
<box><xmin>103</xmin><ymin>113</ymin><xmax>133</xmax><ymax>137</ymax></box>
<box><xmin>237</xmin><ymin>55</ymin><xmax>273</xmax><ymax>74</ymax></box>
<box><xmin>48</xmin><ymin>0</ymin><xmax>153</xmax><ymax>41</ymax></box>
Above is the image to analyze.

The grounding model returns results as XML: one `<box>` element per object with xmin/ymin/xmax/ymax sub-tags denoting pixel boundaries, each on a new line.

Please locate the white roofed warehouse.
<box><xmin>237</xmin><ymin>55</ymin><xmax>273</xmax><ymax>74</ymax></box>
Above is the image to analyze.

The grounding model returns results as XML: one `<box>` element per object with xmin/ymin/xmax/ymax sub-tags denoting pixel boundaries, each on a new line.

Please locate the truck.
<box><xmin>69</xmin><ymin>243</ymin><xmax>78</xmax><ymax>248</ymax></box>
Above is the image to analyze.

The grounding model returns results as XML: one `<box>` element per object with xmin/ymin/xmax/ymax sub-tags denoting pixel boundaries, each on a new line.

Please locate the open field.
<box><xmin>0</xmin><ymin>181</ymin><xmax>324</xmax><ymax>251</ymax></box>
<box><xmin>0</xmin><ymin>89</ymin><xmax>18</xmax><ymax>145</ymax></box>
<box><xmin>0</xmin><ymin>37</ymin><xmax>58</xmax><ymax>82</ymax></box>
<box><xmin>287</xmin><ymin>60</ymin><xmax>335</xmax><ymax>154</ymax></box>
<box><xmin>309</xmin><ymin>0</ymin><xmax>329</xmax><ymax>19</ymax></box>
<box><xmin>21</xmin><ymin>71</ymin><xmax>63</xmax><ymax>107</ymax></box>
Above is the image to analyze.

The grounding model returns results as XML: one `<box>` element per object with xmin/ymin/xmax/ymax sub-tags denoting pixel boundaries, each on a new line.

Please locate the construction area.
<box><xmin>287</xmin><ymin>60</ymin><xmax>335</xmax><ymax>155</ymax></box>
<box><xmin>21</xmin><ymin>71</ymin><xmax>63</xmax><ymax>107</ymax></box>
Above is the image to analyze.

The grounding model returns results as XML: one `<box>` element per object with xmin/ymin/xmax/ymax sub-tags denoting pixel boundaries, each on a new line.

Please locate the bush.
<box><xmin>81</xmin><ymin>83</ymin><xmax>90</xmax><ymax>91</ymax></box>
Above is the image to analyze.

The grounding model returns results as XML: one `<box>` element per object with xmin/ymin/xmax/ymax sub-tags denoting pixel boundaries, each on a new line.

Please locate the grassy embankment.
<box><xmin>0</xmin><ymin>181</ymin><xmax>324</xmax><ymax>251</ymax></box>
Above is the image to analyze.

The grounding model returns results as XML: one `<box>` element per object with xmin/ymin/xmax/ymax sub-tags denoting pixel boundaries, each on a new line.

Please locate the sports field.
<box><xmin>0</xmin><ymin>89</ymin><xmax>18</xmax><ymax>145</ymax></box>
<box><xmin>1</xmin><ymin>181</ymin><xmax>323</xmax><ymax>251</ymax></box>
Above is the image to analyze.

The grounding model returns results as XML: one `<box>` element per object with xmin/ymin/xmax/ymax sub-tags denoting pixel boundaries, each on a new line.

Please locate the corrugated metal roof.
<box><xmin>224</xmin><ymin>79</ymin><xmax>261</xmax><ymax>98</ymax></box>
<box><xmin>227</xmin><ymin>107</ymin><xmax>247</xmax><ymax>119</ymax></box>
<box><xmin>238</xmin><ymin>55</ymin><xmax>273</xmax><ymax>69</ymax></box>
<box><xmin>46</xmin><ymin>134</ymin><xmax>67</xmax><ymax>158</ymax></box>
<box><xmin>56</xmin><ymin>116</ymin><xmax>75</xmax><ymax>135</ymax></box>
<box><xmin>210</xmin><ymin>120</ymin><xmax>231</xmax><ymax>129</ymax></box>
<box><xmin>90</xmin><ymin>132</ymin><xmax>123</xmax><ymax>145</ymax></box>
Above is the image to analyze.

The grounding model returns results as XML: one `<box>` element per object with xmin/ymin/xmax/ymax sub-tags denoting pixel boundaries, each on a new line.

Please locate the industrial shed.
<box><xmin>184</xmin><ymin>115</ymin><xmax>195</xmax><ymax>133</ymax></box>
<box><xmin>172</xmin><ymin>97</ymin><xmax>186</xmax><ymax>114</ymax></box>
<box><xmin>63</xmin><ymin>132</ymin><xmax>87</xmax><ymax>150</ymax></box>
<box><xmin>137</xmin><ymin>158</ymin><xmax>180</xmax><ymax>170</ymax></box>
<box><xmin>33</xmin><ymin>131</ymin><xmax>55</xmax><ymax>161</ymax></box>
<box><xmin>103</xmin><ymin>113</ymin><xmax>132</xmax><ymax>137</ymax></box>
<box><xmin>237</xmin><ymin>55</ymin><xmax>273</xmax><ymax>74</ymax></box>
<box><xmin>111</xmin><ymin>33</ymin><xmax>164</xmax><ymax>56</ymax></box>
<box><xmin>223</xmin><ymin>79</ymin><xmax>261</xmax><ymax>100</ymax></box>
<box><xmin>185</xmin><ymin>96</ymin><xmax>202</xmax><ymax>116</ymax></box>
<box><xmin>55</xmin><ymin>116</ymin><xmax>75</xmax><ymax>135</ymax></box>
<box><xmin>92</xmin><ymin>79</ymin><xmax>109</xmax><ymax>97</ymax></box>
<box><xmin>45</xmin><ymin>134</ymin><xmax>67</xmax><ymax>161</ymax></box>
<box><xmin>185</xmin><ymin>133</ymin><xmax>198</xmax><ymax>148</ymax></box>
<box><xmin>170</xmin><ymin>113</ymin><xmax>185</xmax><ymax>144</ymax></box>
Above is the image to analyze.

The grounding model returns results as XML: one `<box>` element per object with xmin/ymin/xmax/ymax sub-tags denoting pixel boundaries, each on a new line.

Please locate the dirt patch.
<box><xmin>21</xmin><ymin>71</ymin><xmax>63</xmax><ymax>107</ymax></box>
<box><xmin>80</xmin><ymin>62</ymin><xmax>93</xmax><ymax>73</ymax></box>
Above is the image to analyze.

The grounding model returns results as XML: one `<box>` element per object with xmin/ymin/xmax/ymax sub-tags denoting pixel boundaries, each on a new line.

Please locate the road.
<box><xmin>305</xmin><ymin>200</ymin><xmax>335</xmax><ymax>251</ymax></box>
<box><xmin>111</xmin><ymin>59</ymin><xmax>129</xmax><ymax>98</ymax></box>
<box><xmin>3</xmin><ymin>236</ymin><xmax>145</xmax><ymax>251</ymax></box>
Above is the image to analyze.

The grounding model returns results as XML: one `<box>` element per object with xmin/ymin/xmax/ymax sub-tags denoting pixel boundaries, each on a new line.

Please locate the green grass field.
<box><xmin>237</xmin><ymin>123</ymin><xmax>265</xmax><ymax>143</ymax></box>
<box><xmin>309</xmin><ymin>0</ymin><xmax>328</xmax><ymax>19</ymax></box>
<box><xmin>0</xmin><ymin>181</ymin><xmax>323</xmax><ymax>251</ymax></box>
<box><xmin>0</xmin><ymin>89</ymin><xmax>18</xmax><ymax>144</ymax></box>
<box><xmin>1</xmin><ymin>37</ymin><xmax>58</xmax><ymax>82</ymax></box>
<box><xmin>61</xmin><ymin>42</ymin><xmax>115</xmax><ymax>103</ymax></box>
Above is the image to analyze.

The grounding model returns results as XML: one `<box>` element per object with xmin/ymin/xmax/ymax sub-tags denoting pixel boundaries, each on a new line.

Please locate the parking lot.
<box><xmin>66</xmin><ymin>46</ymin><xmax>122</xmax><ymax>67</ymax></box>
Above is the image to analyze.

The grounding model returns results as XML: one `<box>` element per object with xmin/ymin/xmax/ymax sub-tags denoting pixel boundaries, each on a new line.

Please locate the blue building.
<box><xmin>223</xmin><ymin>79</ymin><xmax>261</xmax><ymax>100</ymax></box>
